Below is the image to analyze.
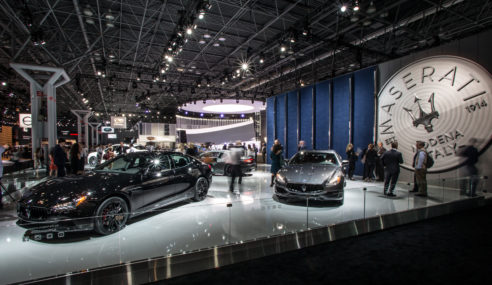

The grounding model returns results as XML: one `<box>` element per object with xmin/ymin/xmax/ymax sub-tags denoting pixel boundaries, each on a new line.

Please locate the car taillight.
<box><xmin>243</xmin><ymin>158</ymin><xmax>254</xmax><ymax>163</ymax></box>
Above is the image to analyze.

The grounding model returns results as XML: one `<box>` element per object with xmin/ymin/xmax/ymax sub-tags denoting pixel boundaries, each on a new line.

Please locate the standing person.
<box><xmin>457</xmin><ymin>138</ymin><xmax>479</xmax><ymax>197</ymax></box>
<box><xmin>1</xmin><ymin>144</ymin><xmax>10</xmax><ymax>209</ymax></box>
<box><xmin>270</xmin><ymin>139</ymin><xmax>283</xmax><ymax>187</ymax></box>
<box><xmin>70</xmin><ymin>143</ymin><xmax>83</xmax><ymax>175</ymax></box>
<box><xmin>96</xmin><ymin>144</ymin><xmax>104</xmax><ymax>164</ymax></box>
<box><xmin>228</xmin><ymin>141</ymin><xmax>244</xmax><ymax>192</ymax></box>
<box><xmin>52</xmin><ymin>138</ymin><xmax>68</xmax><ymax>177</ymax></box>
<box><xmin>414</xmin><ymin>141</ymin><xmax>428</xmax><ymax>197</ymax></box>
<box><xmin>381</xmin><ymin>141</ymin><xmax>403</xmax><ymax>197</ymax></box>
<box><xmin>34</xmin><ymin>147</ymin><xmax>43</xmax><ymax>169</ymax></box>
<box><xmin>375</xmin><ymin>142</ymin><xmax>386</xmax><ymax>182</ymax></box>
<box><xmin>362</xmin><ymin>144</ymin><xmax>377</xmax><ymax>182</ymax></box>
<box><xmin>261</xmin><ymin>143</ymin><xmax>267</xmax><ymax>163</ymax></box>
<box><xmin>345</xmin><ymin>143</ymin><xmax>358</xmax><ymax>180</ymax></box>
<box><xmin>80</xmin><ymin>142</ymin><xmax>88</xmax><ymax>166</ymax></box>
<box><xmin>126</xmin><ymin>143</ymin><xmax>136</xmax><ymax>153</ymax></box>
<box><xmin>297</xmin><ymin>140</ymin><xmax>306</xmax><ymax>151</ymax></box>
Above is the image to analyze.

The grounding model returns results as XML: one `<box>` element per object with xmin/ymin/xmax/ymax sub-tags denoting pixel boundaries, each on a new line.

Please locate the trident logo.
<box><xmin>403</xmin><ymin>93</ymin><xmax>439</xmax><ymax>133</ymax></box>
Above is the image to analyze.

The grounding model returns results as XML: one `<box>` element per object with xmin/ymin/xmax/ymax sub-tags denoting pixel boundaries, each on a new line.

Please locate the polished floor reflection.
<box><xmin>0</xmin><ymin>166</ymin><xmax>471</xmax><ymax>284</ymax></box>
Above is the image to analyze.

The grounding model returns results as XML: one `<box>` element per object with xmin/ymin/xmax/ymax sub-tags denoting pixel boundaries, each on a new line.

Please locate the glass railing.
<box><xmin>0</xmin><ymin>171</ymin><xmax>488</xmax><ymax>284</ymax></box>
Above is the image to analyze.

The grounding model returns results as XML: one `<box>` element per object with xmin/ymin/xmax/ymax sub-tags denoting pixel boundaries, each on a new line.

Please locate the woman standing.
<box><xmin>270</xmin><ymin>139</ymin><xmax>283</xmax><ymax>187</ymax></box>
<box><xmin>346</xmin><ymin>143</ymin><xmax>358</xmax><ymax>180</ymax></box>
<box><xmin>70</xmin><ymin>143</ymin><xmax>83</xmax><ymax>175</ymax></box>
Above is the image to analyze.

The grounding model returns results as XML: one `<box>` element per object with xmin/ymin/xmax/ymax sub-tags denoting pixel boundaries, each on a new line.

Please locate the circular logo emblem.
<box><xmin>377</xmin><ymin>56</ymin><xmax>492</xmax><ymax>173</ymax></box>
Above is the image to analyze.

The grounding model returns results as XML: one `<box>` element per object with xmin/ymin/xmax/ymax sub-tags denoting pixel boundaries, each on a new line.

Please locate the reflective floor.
<box><xmin>0</xmin><ymin>166</ymin><xmax>471</xmax><ymax>284</ymax></box>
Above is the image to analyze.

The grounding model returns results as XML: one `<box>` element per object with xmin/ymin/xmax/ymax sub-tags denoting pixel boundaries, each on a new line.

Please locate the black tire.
<box><xmin>224</xmin><ymin>165</ymin><xmax>232</xmax><ymax>176</ymax></box>
<box><xmin>89</xmin><ymin>156</ymin><xmax>97</xmax><ymax>167</ymax></box>
<box><xmin>94</xmin><ymin>197</ymin><xmax>129</xmax><ymax>235</ymax></box>
<box><xmin>192</xmin><ymin>177</ymin><xmax>209</xmax><ymax>201</ymax></box>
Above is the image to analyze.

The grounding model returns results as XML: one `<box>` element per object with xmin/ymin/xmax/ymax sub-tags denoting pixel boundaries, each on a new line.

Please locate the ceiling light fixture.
<box><xmin>186</xmin><ymin>27</ymin><xmax>193</xmax><ymax>35</ymax></box>
<box><xmin>241</xmin><ymin>62</ymin><xmax>249</xmax><ymax>71</ymax></box>
<box><xmin>367</xmin><ymin>1</ymin><xmax>376</xmax><ymax>13</ymax></box>
<box><xmin>340</xmin><ymin>5</ymin><xmax>347</xmax><ymax>12</ymax></box>
<box><xmin>353</xmin><ymin>0</ymin><xmax>360</xmax><ymax>11</ymax></box>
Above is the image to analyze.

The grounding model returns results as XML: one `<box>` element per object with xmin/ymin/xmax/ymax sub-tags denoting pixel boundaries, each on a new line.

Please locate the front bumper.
<box><xmin>274</xmin><ymin>181</ymin><xmax>344</xmax><ymax>201</ymax></box>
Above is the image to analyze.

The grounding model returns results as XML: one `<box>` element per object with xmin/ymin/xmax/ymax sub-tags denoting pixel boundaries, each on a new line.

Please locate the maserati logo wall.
<box><xmin>377</xmin><ymin>56</ymin><xmax>492</xmax><ymax>173</ymax></box>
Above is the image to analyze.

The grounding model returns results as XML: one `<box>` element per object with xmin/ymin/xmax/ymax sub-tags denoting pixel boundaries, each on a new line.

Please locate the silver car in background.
<box><xmin>274</xmin><ymin>150</ymin><xmax>346</xmax><ymax>204</ymax></box>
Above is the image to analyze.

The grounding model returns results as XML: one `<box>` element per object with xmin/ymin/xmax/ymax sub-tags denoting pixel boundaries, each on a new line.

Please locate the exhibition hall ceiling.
<box><xmin>0</xmin><ymin>0</ymin><xmax>491</xmax><ymax>122</ymax></box>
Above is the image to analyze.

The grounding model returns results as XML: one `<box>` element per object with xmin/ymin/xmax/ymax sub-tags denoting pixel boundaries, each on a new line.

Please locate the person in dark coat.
<box><xmin>381</xmin><ymin>141</ymin><xmax>403</xmax><ymax>197</ymax></box>
<box><xmin>228</xmin><ymin>141</ymin><xmax>244</xmax><ymax>192</ymax></box>
<box><xmin>362</xmin><ymin>144</ymin><xmax>377</xmax><ymax>181</ymax></box>
<box><xmin>52</xmin><ymin>138</ymin><xmax>68</xmax><ymax>177</ymax></box>
<box><xmin>270</xmin><ymin>139</ymin><xmax>283</xmax><ymax>187</ymax></box>
<box><xmin>376</xmin><ymin>142</ymin><xmax>386</xmax><ymax>181</ymax></box>
<box><xmin>345</xmin><ymin>143</ymin><xmax>358</xmax><ymax>180</ymax></box>
<box><xmin>70</xmin><ymin>143</ymin><xmax>83</xmax><ymax>175</ymax></box>
<box><xmin>457</xmin><ymin>138</ymin><xmax>479</xmax><ymax>196</ymax></box>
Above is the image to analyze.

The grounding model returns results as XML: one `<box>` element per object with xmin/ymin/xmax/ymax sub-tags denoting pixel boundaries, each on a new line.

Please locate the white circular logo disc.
<box><xmin>377</xmin><ymin>56</ymin><xmax>492</xmax><ymax>173</ymax></box>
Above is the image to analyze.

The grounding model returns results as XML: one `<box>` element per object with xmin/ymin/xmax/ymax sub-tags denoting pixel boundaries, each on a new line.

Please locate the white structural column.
<box><xmin>10</xmin><ymin>63</ymin><xmax>70</xmax><ymax>155</ymax></box>
<box><xmin>88</xmin><ymin>122</ymin><xmax>101</xmax><ymax>146</ymax></box>
<box><xmin>71</xmin><ymin>110</ymin><xmax>91</xmax><ymax>145</ymax></box>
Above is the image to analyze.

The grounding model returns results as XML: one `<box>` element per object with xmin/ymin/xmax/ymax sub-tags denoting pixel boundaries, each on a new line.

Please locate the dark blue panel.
<box><xmin>266</xmin><ymin>96</ymin><xmax>275</xmax><ymax>164</ymax></box>
<box><xmin>353</xmin><ymin>67</ymin><xmax>376</xmax><ymax>175</ymax></box>
<box><xmin>286</xmin><ymin>91</ymin><xmax>298</xmax><ymax>159</ymax></box>
<box><xmin>332</xmin><ymin>75</ymin><xmax>350</xmax><ymax>160</ymax></box>
<box><xmin>300</xmin><ymin>86</ymin><xmax>313</xmax><ymax>149</ymax></box>
<box><xmin>315</xmin><ymin>80</ymin><xmax>330</xmax><ymax>150</ymax></box>
<box><xmin>276</xmin><ymin>93</ymin><xmax>286</xmax><ymax>158</ymax></box>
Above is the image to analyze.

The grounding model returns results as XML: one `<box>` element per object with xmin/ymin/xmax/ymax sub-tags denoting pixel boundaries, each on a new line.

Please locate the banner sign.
<box><xmin>19</xmin><ymin>114</ymin><xmax>32</xmax><ymax>128</ymax></box>
<box><xmin>101</xmin><ymin>127</ymin><xmax>115</xmax><ymax>133</ymax></box>
<box><xmin>377</xmin><ymin>56</ymin><xmax>492</xmax><ymax>173</ymax></box>
<box><xmin>111</xmin><ymin>116</ymin><xmax>127</xmax><ymax>129</ymax></box>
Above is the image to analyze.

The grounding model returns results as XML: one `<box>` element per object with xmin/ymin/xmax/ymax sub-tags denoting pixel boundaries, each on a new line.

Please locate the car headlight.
<box><xmin>276</xmin><ymin>173</ymin><xmax>287</xmax><ymax>184</ymax></box>
<box><xmin>52</xmin><ymin>195</ymin><xmax>88</xmax><ymax>212</ymax></box>
<box><xmin>326</xmin><ymin>170</ymin><xmax>343</xmax><ymax>186</ymax></box>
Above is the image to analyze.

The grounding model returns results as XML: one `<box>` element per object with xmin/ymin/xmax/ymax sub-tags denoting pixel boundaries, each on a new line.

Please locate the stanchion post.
<box><xmin>363</xmin><ymin>187</ymin><xmax>367</xmax><ymax>220</ymax></box>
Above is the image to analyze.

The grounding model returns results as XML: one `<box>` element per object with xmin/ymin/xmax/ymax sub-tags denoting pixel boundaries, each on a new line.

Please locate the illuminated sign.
<box><xmin>111</xmin><ymin>116</ymin><xmax>127</xmax><ymax>129</ymax></box>
<box><xmin>377</xmin><ymin>56</ymin><xmax>492</xmax><ymax>173</ymax></box>
<box><xmin>19</xmin><ymin>114</ymin><xmax>32</xmax><ymax>128</ymax></box>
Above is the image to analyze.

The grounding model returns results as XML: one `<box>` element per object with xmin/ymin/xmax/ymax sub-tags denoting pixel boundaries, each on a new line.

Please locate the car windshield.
<box><xmin>290</xmin><ymin>152</ymin><xmax>339</xmax><ymax>165</ymax></box>
<box><xmin>94</xmin><ymin>155</ymin><xmax>148</xmax><ymax>174</ymax></box>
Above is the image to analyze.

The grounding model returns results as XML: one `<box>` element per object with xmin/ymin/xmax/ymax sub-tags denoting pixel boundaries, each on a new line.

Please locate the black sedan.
<box><xmin>274</xmin><ymin>150</ymin><xmax>346</xmax><ymax>204</ymax></box>
<box><xmin>17</xmin><ymin>151</ymin><xmax>212</xmax><ymax>236</ymax></box>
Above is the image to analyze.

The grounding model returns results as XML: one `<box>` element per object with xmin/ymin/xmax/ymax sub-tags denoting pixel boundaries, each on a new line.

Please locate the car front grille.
<box><xmin>286</xmin><ymin>183</ymin><xmax>324</xmax><ymax>192</ymax></box>
<box><xmin>18</xmin><ymin>204</ymin><xmax>49</xmax><ymax>221</ymax></box>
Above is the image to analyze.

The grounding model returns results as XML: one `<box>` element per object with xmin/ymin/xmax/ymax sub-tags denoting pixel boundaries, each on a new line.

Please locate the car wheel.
<box><xmin>94</xmin><ymin>197</ymin><xmax>129</xmax><ymax>235</ymax></box>
<box><xmin>192</xmin><ymin>177</ymin><xmax>209</xmax><ymax>201</ymax></box>
<box><xmin>224</xmin><ymin>165</ymin><xmax>232</xmax><ymax>176</ymax></box>
<box><xmin>89</xmin><ymin>156</ymin><xmax>97</xmax><ymax>167</ymax></box>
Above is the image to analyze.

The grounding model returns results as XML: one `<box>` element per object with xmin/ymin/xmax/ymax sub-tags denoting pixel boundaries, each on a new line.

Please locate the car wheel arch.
<box><xmin>95</xmin><ymin>193</ymin><xmax>132</xmax><ymax>216</ymax></box>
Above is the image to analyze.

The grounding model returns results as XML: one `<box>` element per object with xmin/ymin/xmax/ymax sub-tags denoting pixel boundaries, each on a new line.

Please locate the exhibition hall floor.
<box><xmin>0</xmin><ymin>167</ymin><xmax>470</xmax><ymax>284</ymax></box>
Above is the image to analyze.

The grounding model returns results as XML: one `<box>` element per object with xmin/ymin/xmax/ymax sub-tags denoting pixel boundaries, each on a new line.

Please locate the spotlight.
<box><xmin>198</xmin><ymin>9</ymin><xmax>205</xmax><ymax>19</ymax></box>
<box><xmin>241</xmin><ymin>114</ymin><xmax>245</xmax><ymax>118</ymax></box>
<box><xmin>241</xmin><ymin>62</ymin><xmax>249</xmax><ymax>71</ymax></box>
<box><xmin>161</xmin><ymin>68</ymin><xmax>166</xmax><ymax>74</ymax></box>
<box><xmin>220</xmin><ymin>113</ymin><xmax>224</xmax><ymax>118</ymax></box>
<box><xmin>167</xmin><ymin>56</ymin><xmax>173</xmax><ymax>63</ymax></box>
<box><xmin>186</xmin><ymin>27</ymin><xmax>193</xmax><ymax>35</ymax></box>
<box><xmin>200</xmin><ymin>113</ymin><xmax>204</xmax><ymax>117</ymax></box>
<box><xmin>137</xmin><ymin>73</ymin><xmax>141</xmax><ymax>81</ymax></box>
<box><xmin>353</xmin><ymin>0</ymin><xmax>360</xmax><ymax>11</ymax></box>
<box><xmin>1</xmin><ymin>81</ymin><xmax>7</xmax><ymax>86</ymax></box>
<box><xmin>259</xmin><ymin>53</ymin><xmax>265</xmax><ymax>64</ymax></box>
<box><xmin>280</xmin><ymin>44</ymin><xmax>286</xmax><ymax>53</ymax></box>
<box><xmin>340</xmin><ymin>5</ymin><xmax>347</xmax><ymax>12</ymax></box>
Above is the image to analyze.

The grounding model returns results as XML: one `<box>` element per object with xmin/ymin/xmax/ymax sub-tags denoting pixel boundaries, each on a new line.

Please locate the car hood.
<box><xmin>19</xmin><ymin>172</ymin><xmax>136</xmax><ymax>207</ymax></box>
<box><xmin>277</xmin><ymin>163</ymin><xmax>340</xmax><ymax>184</ymax></box>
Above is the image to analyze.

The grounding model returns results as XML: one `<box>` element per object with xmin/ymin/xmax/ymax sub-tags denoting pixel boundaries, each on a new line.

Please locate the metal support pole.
<box><xmin>10</xmin><ymin>63</ymin><xmax>71</xmax><ymax>153</ymax></box>
<box><xmin>71</xmin><ymin>110</ymin><xmax>92</xmax><ymax>144</ymax></box>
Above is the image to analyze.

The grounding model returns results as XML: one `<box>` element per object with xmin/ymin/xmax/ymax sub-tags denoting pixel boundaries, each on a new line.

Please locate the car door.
<box><xmin>169</xmin><ymin>153</ymin><xmax>195</xmax><ymax>194</ymax></box>
<box><xmin>139</xmin><ymin>154</ymin><xmax>176</xmax><ymax>207</ymax></box>
<box><xmin>215</xmin><ymin>152</ymin><xmax>226</xmax><ymax>174</ymax></box>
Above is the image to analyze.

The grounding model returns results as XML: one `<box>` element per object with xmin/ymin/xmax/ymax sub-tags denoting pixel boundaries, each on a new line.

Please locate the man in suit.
<box><xmin>381</xmin><ymin>141</ymin><xmax>403</xmax><ymax>197</ymax></box>
<box><xmin>52</xmin><ymin>138</ymin><xmax>68</xmax><ymax>177</ymax></box>
<box><xmin>414</xmin><ymin>141</ymin><xmax>428</xmax><ymax>197</ymax></box>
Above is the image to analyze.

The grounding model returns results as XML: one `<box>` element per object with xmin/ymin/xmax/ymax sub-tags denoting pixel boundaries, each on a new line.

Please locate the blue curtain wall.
<box><xmin>276</xmin><ymin>93</ymin><xmax>286</xmax><ymax>158</ymax></box>
<box><xmin>266</xmin><ymin>96</ymin><xmax>275</xmax><ymax>164</ymax></box>
<box><xmin>353</xmin><ymin>67</ymin><xmax>376</xmax><ymax>175</ymax></box>
<box><xmin>299</xmin><ymin>86</ymin><xmax>313</xmax><ymax>149</ymax></box>
<box><xmin>286</xmin><ymin>91</ymin><xmax>298</xmax><ymax>159</ymax></box>
<box><xmin>331</xmin><ymin>75</ymin><xmax>351</xmax><ymax>159</ymax></box>
<box><xmin>315</xmin><ymin>81</ymin><xmax>330</xmax><ymax>150</ymax></box>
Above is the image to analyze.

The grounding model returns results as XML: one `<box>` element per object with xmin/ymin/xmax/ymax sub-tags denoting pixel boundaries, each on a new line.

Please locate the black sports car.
<box><xmin>274</xmin><ymin>150</ymin><xmax>346</xmax><ymax>204</ymax></box>
<box><xmin>17</xmin><ymin>151</ymin><xmax>212</xmax><ymax>237</ymax></box>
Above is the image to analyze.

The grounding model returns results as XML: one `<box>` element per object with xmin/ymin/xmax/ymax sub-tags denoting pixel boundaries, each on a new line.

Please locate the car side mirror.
<box><xmin>283</xmin><ymin>158</ymin><xmax>289</xmax><ymax>166</ymax></box>
<box><xmin>342</xmin><ymin>160</ymin><xmax>349</xmax><ymax>166</ymax></box>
